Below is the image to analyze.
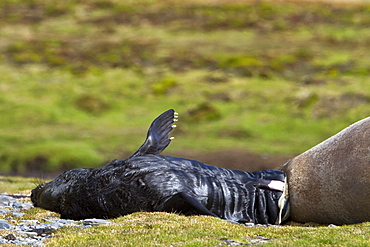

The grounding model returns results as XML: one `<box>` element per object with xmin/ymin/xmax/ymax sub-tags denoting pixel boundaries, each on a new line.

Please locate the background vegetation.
<box><xmin>0</xmin><ymin>0</ymin><xmax>369</xmax><ymax>175</ymax></box>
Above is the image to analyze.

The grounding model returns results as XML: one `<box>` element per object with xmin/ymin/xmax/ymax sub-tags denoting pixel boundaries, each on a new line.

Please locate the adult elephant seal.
<box><xmin>282</xmin><ymin>117</ymin><xmax>370</xmax><ymax>225</ymax></box>
<box><xmin>31</xmin><ymin>110</ymin><xmax>289</xmax><ymax>224</ymax></box>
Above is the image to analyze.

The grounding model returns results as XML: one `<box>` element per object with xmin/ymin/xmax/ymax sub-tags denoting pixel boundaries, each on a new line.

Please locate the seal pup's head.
<box><xmin>31</xmin><ymin>168</ymin><xmax>90</xmax><ymax>215</ymax></box>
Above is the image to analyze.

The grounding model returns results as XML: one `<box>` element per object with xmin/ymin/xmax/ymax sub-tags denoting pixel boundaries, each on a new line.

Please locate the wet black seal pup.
<box><xmin>32</xmin><ymin>110</ymin><xmax>289</xmax><ymax>224</ymax></box>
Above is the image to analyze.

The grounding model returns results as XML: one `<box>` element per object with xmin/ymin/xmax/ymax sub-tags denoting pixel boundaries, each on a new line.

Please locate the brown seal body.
<box><xmin>282</xmin><ymin>117</ymin><xmax>370</xmax><ymax>225</ymax></box>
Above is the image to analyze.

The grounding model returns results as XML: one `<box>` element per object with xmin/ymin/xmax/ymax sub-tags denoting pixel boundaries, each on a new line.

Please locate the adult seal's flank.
<box><xmin>281</xmin><ymin>116</ymin><xmax>370</xmax><ymax>225</ymax></box>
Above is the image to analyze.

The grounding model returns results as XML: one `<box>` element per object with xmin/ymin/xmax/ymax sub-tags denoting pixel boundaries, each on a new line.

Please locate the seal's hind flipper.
<box><xmin>164</xmin><ymin>192</ymin><xmax>220</xmax><ymax>218</ymax></box>
<box><xmin>129</xmin><ymin>109</ymin><xmax>178</xmax><ymax>159</ymax></box>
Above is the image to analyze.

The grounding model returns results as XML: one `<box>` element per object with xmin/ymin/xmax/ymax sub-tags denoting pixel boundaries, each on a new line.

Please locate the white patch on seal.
<box><xmin>267</xmin><ymin>180</ymin><xmax>285</xmax><ymax>192</ymax></box>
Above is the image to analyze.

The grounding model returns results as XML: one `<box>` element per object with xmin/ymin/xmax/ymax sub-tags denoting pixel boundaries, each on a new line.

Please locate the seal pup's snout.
<box><xmin>31</xmin><ymin>182</ymin><xmax>46</xmax><ymax>207</ymax></box>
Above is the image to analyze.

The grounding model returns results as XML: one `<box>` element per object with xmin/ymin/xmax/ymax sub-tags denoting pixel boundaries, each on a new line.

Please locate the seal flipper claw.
<box><xmin>129</xmin><ymin>109</ymin><xmax>177</xmax><ymax>159</ymax></box>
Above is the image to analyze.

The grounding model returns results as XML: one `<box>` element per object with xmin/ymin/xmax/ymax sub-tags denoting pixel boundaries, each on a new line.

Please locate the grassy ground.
<box><xmin>48</xmin><ymin>213</ymin><xmax>370</xmax><ymax>247</ymax></box>
<box><xmin>0</xmin><ymin>1</ymin><xmax>369</xmax><ymax>174</ymax></box>
<box><xmin>0</xmin><ymin>176</ymin><xmax>369</xmax><ymax>246</ymax></box>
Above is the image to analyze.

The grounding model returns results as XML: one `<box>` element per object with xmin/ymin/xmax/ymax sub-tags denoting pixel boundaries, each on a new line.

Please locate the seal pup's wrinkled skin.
<box><xmin>282</xmin><ymin>116</ymin><xmax>370</xmax><ymax>225</ymax></box>
<box><xmin>32</xmin><ymin>110</ymin><xmax>287</xmax><ymax>224</ymax></box>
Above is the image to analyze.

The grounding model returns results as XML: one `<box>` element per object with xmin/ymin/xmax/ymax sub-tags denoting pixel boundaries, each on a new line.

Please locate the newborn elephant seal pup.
<box><xmin>282</xmin><ymin>116</ymin><xmax>370</xmax><ymax>225</ymax></box>
<box><xmin>32</xmin><ymin>109</ymin><xmax>289</xmax><ymax>224</ymax></box>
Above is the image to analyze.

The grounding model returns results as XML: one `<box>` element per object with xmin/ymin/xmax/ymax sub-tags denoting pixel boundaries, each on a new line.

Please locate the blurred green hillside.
<box><xmin>0</xmin><ymin>0</ymin><xmax>369</xmax><ymax>174</ymax></box>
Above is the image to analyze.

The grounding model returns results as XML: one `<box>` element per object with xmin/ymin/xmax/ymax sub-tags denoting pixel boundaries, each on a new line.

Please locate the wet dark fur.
<box><xmin>31</xmin><ymin>110</ymin><xmax>285</xmax><ymax>224</ymax></box>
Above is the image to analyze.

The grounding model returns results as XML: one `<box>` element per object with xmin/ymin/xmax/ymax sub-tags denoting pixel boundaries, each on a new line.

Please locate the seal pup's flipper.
<box><xmin>164</xmin><ymin>192</ymin><xmax>220</xmax><ymax>218</ymax></box>
<box><xmin>129</xmin><ymin>109</ymin><xmax>178</xmax><ymax>159</ymax></box>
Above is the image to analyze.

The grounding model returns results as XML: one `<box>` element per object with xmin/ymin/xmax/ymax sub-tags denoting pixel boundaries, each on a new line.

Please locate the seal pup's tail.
<box><xmin>129</xmin><ymin>109</ymin><xmax>178</xmax><ymax>159</ymax></box>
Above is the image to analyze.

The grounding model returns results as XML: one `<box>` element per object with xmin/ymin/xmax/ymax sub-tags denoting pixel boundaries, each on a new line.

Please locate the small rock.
<box><xmin>0</xmin><ymin>220</ymin><xmax>14</xmax><ymax>230</ymax></box>
<box><xmin>13</xmin><ymin>202</ymin><xmax>33</xmax><ymax>210</ymax></box>
<box><xmin>18</xmin><ymin>231</ymin><xmax>31</xmax><ymax>238</ymax></box>
<box><xmin>21</xmin><ymin>203</ymin><xmax>34</xmax><ymax>210</ymax></box>
<box><xmin>13</xmin><ymin>212</ymin><xmax>26</xmax><ymax>217</ymax></box>
<box><xmin>219</xmin><ymin>238</ymin><xmax>247</xmax><ymax>246</ymax></box>
<box><xmin>0</xmin><ymin>194</ymin><xmax>16</xmax><ymax>206</ymax></box>
<box><xmin>249</xmin><ymin>236</ymin><xmax>271</xmax><ymax>245</ymax></box>
<box><xmin>5</xmin><ymin>234</ymin><xmax>16</xmax><ymax>241</ymax></box>
<box><xmin>19</xmin><ymin>220</ymin><xmax>39</xmax><ymax>225</ymax></box>
<box><xmin>0</xmin><ymin>208</ymin><xmax>11</xmax><ymax>214</ymax></box>
<box><xmin>31</xmin><ymin>227</ymin><xmax>54</xmax><ymax>236</ymax></box>
<box><xmin>59</xmin><ymin>219</ymin><xmax>78</xmax><ymax>224</ymax></box>
<box><xmin>11</xmin><ymin>193</ymin><xmax>31</xmax><ymax>198</ymax></box>
<box><xmin>25</xmin><ymin>231</ymin><xmax>39</xmax><ymax>237</ymax></box>
<box><xmin>255</xmin><ymin>224</ymin><xmax>269</xmax><ymax>227</ymax></box>
<box><xmin>79</xmin><ymin>225</ymin><xmax>92</xmax><ymax>229</ymax></box>
<box><xmin>83</xmin><ymin>219</ymin><xmax>113</xmax><ymax>226</ymax></box>
<box><xmin>244</xmin><ymin>223</ymin><xmax>255</xmax><ymax>227</ymax></box>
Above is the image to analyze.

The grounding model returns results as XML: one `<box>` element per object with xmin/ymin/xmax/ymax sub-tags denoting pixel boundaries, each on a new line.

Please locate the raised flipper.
<box><xmin>129</xmin><ymin>109</ymin><xmax>178</xmax><ymax>159</ymax></box>
<box><xmin>164</xmin><ymin>192</ymin><xmax>220</xmax><ymax>218</ymax></box>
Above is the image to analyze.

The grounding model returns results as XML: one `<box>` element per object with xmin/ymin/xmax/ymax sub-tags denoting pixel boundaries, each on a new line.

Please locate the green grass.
<box><xmin>46</xmin><ymin>213</ymin><xmax>370</xmax><ymax>246</ymax></box>
<box><xmin>0</xmin><ymin>176</ymin><xmax>40</xmax><ymax>194</ymax></box>
<box><xmin>0</xmin><ymin>0</ymin><xmax>369</xmax><ymax>172</ymax></box>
